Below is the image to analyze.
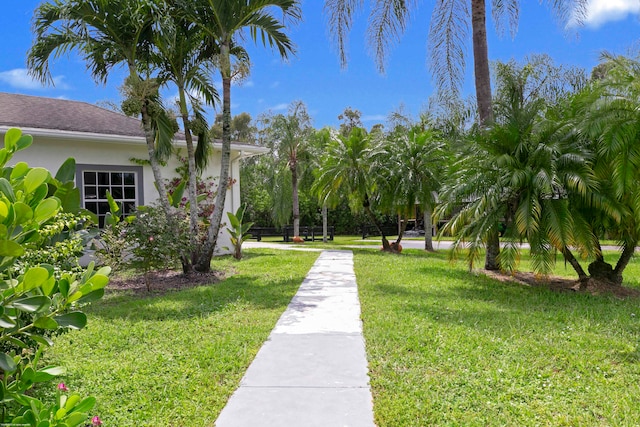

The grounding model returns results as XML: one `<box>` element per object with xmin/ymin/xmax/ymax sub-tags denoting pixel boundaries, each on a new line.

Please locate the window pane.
<box><xmin>98</xmin><ymin>202</ymin><xmax>110</xmax><ymax>215</ymax></box>
<box><xmin>98</xmin><ymin>216</ymin><xmax>106</xmax><ymax>229</ymax></box>
<box><xmin>85</xmin><ymin>202</ymin><xmax>98</xmax><ymax>215</ymax></box>
<box><xmin>98</xmin><ymin>172</ymin><xmax>110</xmax><ymax>185</ymax></box>
<box><xmin>111</xmin><ymin>187</ymin><xmax>123</xmax><ymax>199</ymax></box>
<box><xmin>83</xmin><ymin>172</ymin><xmax>96</xmax><ymax>185</ymax></box>
<box><xmin>123</xmin><ymin>202</ymin><xmax>136</xmax><ymax>214</ymax></box>
<box><xmin>85</xmin><ymin>187</ymin><xmax>97</xmax><ymax>199</ymax></box>
<box><xmin>123</xmin><ymin>173</ymin><xmax>135</xmax><ymax>185</ymax></box>
<box><xmin>124</xmin><ymin>187</ymin><xmax>136</xmax><ymax>199</ymax></box>
<box><xmin>98</xmin><ymin>186</ymin><xmax>109</xmax><ymax>199</ymax></box>
<box><xmin>111</xmin><ymin>173</ymin><xmax>123</xmax><ymax>185</ymax></box>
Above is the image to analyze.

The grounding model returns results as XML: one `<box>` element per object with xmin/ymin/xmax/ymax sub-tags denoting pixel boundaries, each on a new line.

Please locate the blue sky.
<box><xmin>1</xmin><ymin>1</ymin><xmax>640</xmax><ymax>129</ymax></box>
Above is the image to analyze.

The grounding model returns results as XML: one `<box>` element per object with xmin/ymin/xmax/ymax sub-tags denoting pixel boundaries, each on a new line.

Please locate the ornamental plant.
<box><xmin>0</xmin><ymin>128</ymin><xmax>107</xmax><ymax>424</ymax></box>
<box><xmin>122</xmin><ymin>205</ymin><xmax>192</xmax><ymax>290</ymax></box>
<box><xmin>226</xmin><ymin>205</ymin><xmax>254</xmax><ymax>260</ymax></box>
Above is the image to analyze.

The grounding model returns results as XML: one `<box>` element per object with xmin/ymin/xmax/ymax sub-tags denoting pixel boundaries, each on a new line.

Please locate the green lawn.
<box><xmin>354</xmin><ymin>249</ymin><xmax>640</xmax><ymax>426</ymax></box>
<box><xmin>41</xmin><ymin>244</ymin><xmax>640</xmax><ymax>426</ymax></box>
<box><xmin>41</xmin><ymin>249</ymin><xmax>319</xmax><ymax>426</ymax></box>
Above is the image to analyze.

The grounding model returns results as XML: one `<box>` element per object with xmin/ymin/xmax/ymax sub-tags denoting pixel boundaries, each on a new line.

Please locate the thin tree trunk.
<box><xmin>132</xmin><ymin>72</ymin><xmax>171</xmax><ymax>217</ymax></box>
<box><xmin>395</xmin><ymin>213</ymin><xmax>408</xmax><ymax>246</ymax></box>
<box><xmin>363</xmin><ymin>193</ymin><xmax>390</xmax><ymax>250</ymax></box>
<box><xmin>322</xmin><ymin>204</ymin><xmax>328</xmax><ymax>243</ymax></box>
<box><xmin>141</xmin><ymin>105</ymin><xmax>173</xmax><ymax>215</ymax></box>
<box><xmin>424</xmin><ymin>205</ymin><xmax>434</xmax><ymax>251</ymax></box>
<box><xmin>195</xmin><ymin>42</ymin><xmax>232</xmax><ymax>272</ymax></box>
<box><xmin>561</xmin><ymin>246</ymin><xmax>589</xmax><ymax>282</ymax></box>
<box><xmin>178</xmin><ymin>88</ymin><xmax>199</xmax><ymax>272</ymax></box>
<box><xmin>613</xmin><ymin>241</ymin><xmax>637</xmax><ymax>285</ymax></box>
<box><xmin>291</xmin><ymin>163</ymin><xmax>300</xmax><ymax>238</ymax></box>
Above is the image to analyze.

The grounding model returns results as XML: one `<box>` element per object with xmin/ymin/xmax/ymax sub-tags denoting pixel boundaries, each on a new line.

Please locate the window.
<box><xmin>76</xmin><ymin>165</ymin><xmax>144</xmax><ymax>228</ymax></box>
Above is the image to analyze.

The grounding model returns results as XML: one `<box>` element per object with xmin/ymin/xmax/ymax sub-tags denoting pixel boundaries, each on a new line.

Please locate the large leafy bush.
<box><xmin>0</xmin><ymin>128</ymin><xmax>106</xmax><ymax>425</ymax></box>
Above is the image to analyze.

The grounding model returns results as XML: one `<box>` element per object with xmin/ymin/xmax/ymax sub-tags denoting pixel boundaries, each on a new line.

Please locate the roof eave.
<box><xmin>0</xmin><ymin>126</ymin><xmax>270</xmax><ymax>155</ymax></box>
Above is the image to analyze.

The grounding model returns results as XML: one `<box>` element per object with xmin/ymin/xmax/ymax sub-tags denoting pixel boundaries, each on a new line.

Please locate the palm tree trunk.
<box><xmin>195</xmin><ymin>43</ymin><xmax>232</xmax><ymax>272</ymax></box>
<box><xmin>141</xmin><ymin>102</ymin><xmax>172</xmax><ymax>217</ymax></box>
<box><xmin>395</xmin><ymin>213</ymin><xmax>408</xmax><ymax>245</ymax></box>
<box><xmin>613</xmin><ymin>241</ymin><xmax>636</xmax><ymax>285</ymax></box>
<box><xmin>127</xmin><ymin>67</ymin><xmax>172</xmax><ymax>218</ymax></box>
<box><xmin>471</xmin><ymin>0</ymin><xmax>499</xmax><ymax>270</ymax></box>
<box><xmin>363</xmin><ymin>193</ymin><xmax>390</xmax><ymax>250</ymax></box>
<box><xmin>561</xmin><ymin>246</ymin><xmax>589</xmax><ymax>282</ymax></box>
<box><xmin>471</xmin><ymin>0</ymin><xmax>492</xmax><ymax>126</ymax></box>
<box><xmin>178</xmin><ymin>88</ymin><xmax>199</xmax><ymax>271</ymax></box>
<box><xmin>291</xmin><ymin>164</ymin><xmax>300</xmax><ymax>237</ymax></box>
<box><xmin>424</xmin><ymin>205</ymin><xmax>434</xmax><ymax>251</ymax></box>
<box><xmin>322</xmin><ymin>204</ymin><xmax>328</xmax><ymax>243</ymax></box>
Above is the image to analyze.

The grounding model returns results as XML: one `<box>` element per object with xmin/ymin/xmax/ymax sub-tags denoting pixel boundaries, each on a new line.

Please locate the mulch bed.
<box><xmin>484</xmin><ymin>271</ymin><xmax>640</xmax><ymax>299</ymax></box>
<box><xmin>107</xmin><ymin>270</ymin><xmax>225</xmax><ymax>296</ymax></box>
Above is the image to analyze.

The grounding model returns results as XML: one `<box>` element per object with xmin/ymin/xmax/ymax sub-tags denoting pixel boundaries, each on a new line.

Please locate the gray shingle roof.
<box><xmin>0</xmin><ymin>92</ymin><xmax>145</xmax><ymax>137</ymax></box>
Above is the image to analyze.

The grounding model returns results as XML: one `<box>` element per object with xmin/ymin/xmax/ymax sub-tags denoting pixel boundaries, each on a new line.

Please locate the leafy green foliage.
<box><xmin>226</xmin><ymin>206</ymin><xmax>254</xmax><ymax>259</ymax></box>
<box><xmin>10</xmin><ymin>382</ymin><xmax>98</xmax><ymax>427</ymax></box>
<box><xmin>121</xmin><ymin>205</ymin><xmax>192</xmax><ymax>290</ymax></box>
<box><xmin>0</xmin><ymin>128</ymin><xmax>107</xmax><ymax>424</ymax></box>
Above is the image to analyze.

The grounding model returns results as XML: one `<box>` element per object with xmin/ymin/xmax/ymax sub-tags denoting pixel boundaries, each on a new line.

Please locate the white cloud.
<box><xmin>270</xmin><ymin>81</ymin><xmax>280</xmax><ymax>89</ymax></box>
<box><xmin>583</xmin><ymin>0</ymin><xmax>640</xmax><ymax>28</ymax></box>
<box><xmin>361</xmin><ymin>114</ymin><xmax>386</xmax><ymax>122</ymax></box>
<box><xmin>270</xmin><ymin>103</ymin><xmax>288</xmax><ymax>111</ymax></box>
<box><xmin>0</xmin><ymin>68</ymin><xmax>69</xmax><ymax>90</ymax></box>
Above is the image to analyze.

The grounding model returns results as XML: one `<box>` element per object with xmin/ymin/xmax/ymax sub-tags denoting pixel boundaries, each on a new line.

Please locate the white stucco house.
<box><xmin>0</xmin><ymin>92</ymin><xmax>267</xmax><ymax>253</ymax></box>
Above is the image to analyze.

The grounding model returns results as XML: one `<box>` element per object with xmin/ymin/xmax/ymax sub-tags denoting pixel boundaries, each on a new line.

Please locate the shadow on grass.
<box><xmin>368</xmin><ymin>263</ymin><xmax>637</xmax><ymax>336</ymax></box>
<box><xmin>90</xmin><ymin>272</ymin><xmax>307</xmax><ymax>323</ymax></box>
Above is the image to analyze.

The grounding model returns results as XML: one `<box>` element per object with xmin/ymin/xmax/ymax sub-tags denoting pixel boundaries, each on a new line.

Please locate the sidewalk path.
<box><xmin>215</xmin><ymin>250</ymin><xmax>375</xmax><ymax>427</ymax></box>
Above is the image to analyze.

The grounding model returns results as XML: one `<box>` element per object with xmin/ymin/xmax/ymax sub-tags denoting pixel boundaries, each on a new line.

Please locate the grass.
<box><xmin>354</xmin><ymin>248</ymin><xmax>640</xmax><ymax>426</ymax></box>
<box><xmin>41</xmin><ymin>242</ymin><xmax>640</xmax><ymax>426</ymax></box>
<box><xmin>41</xmin><ymin>249</ymin><xmax>319</xmax><ymax>426</ymax></box>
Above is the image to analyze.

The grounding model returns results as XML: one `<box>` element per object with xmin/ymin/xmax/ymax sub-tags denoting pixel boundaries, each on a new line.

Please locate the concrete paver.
<box><xmin>215</xmin><ymin>250</ymin><xmax>375</xmax><ymax>427</ymax></box>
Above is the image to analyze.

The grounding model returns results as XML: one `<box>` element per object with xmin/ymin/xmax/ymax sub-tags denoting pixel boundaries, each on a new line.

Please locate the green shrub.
<box><xmin>122</xmin><ymin>205</ymin><xmax>192</xmax><ymax>290</ymax></box>
<box><xmin>0</xmin><ymin>128</ymin><xmax>106</xmax><ymax>425</ymax></box>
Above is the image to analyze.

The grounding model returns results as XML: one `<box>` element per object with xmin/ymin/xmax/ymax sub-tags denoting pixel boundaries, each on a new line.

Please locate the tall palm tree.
<box><xmin>178</xmin><ymin>0</ymin><xmax>301</xmax><ymax>272</ymax></box>
<box><xmin>28</xmin><ymin>0</ymin><xmax>175</xmax><ymax>216</ymax></box>
<box><xmin>151</xmin><ymin>8</ymin><xmax>219</xmax><ymax>269</ymax></box>
<box><xmin>314</xmin><ymin>127</ymin><xmax>392</xmax><ymax>250</ymax></box>
<box><xmin>265</xmin><ymin>101</ymin><xmax>313</xmax><ymax>237</ymax></box>
<box><xmin>324</xmin><ymin>0</ymin><xmax>588</xmax><ymax>269</ymax></box>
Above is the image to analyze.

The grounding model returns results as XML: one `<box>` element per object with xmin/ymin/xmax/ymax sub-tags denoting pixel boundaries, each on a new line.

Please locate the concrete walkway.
<box><xmin>215</xmin><ymin>250</ymin><xmax>375</xmax><ymax>427</ymax></box>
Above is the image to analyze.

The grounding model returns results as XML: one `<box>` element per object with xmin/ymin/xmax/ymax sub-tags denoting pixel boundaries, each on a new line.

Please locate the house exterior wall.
<box><xmin>10</xmin><ymin>134</ymin><xmax>240</xmax><ymax>255</ymax></box>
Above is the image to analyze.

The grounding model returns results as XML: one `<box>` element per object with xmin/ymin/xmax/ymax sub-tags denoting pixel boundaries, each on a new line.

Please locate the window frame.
<box><xmin>76</xmin><ymin>164</ymin><xmax>144</xmax><ymax>227</ymax></box>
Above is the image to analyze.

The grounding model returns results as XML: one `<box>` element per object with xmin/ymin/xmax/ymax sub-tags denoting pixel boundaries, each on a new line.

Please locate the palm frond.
<box><xmin>428</xmin><ymin>0</ymin><xmax>469</xmax><ymax>97</ymax></box>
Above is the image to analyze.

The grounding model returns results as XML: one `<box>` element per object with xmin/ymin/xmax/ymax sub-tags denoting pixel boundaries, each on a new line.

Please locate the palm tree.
<box><xmin>381</xmin><ymin>120</ymin><xmax>446</xmax><ymax>251</ymax></box>
<box><xmin>178</xmin><ymin>0</ymin><xmax>301</xmax><ymax>272</ymax></box>
<box><xmin>324</xmin><ymin>0</ymin><xmax>588</xmax><ymax>269</ymax></box>
<box><xmin>151</xmin><ymin>7</ymin><xmax>219</xmax><ymax>269</ymax></box>
<box><xmin>566</xmin><ymin>53</ymin><xmax>640</xmax><ymax>286</ymax></box>
<box><xmin>314</xmin><ymin>127</ymin><xmax>392</xmax><ymax>250</ymax></box>
<box><xmin>436</xmin><ymin>57</ymin><xmax>593</xmax><ymax>273</ymax></box>
<box><xmin>264</xmin><ymin>101</ymin><xmax>313</xmax><ymax>238</ymax></box>
<box><xmin>28</xmin><ymin>0</ymin><xmax>175</xmax><ymax>216</ymax></box>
